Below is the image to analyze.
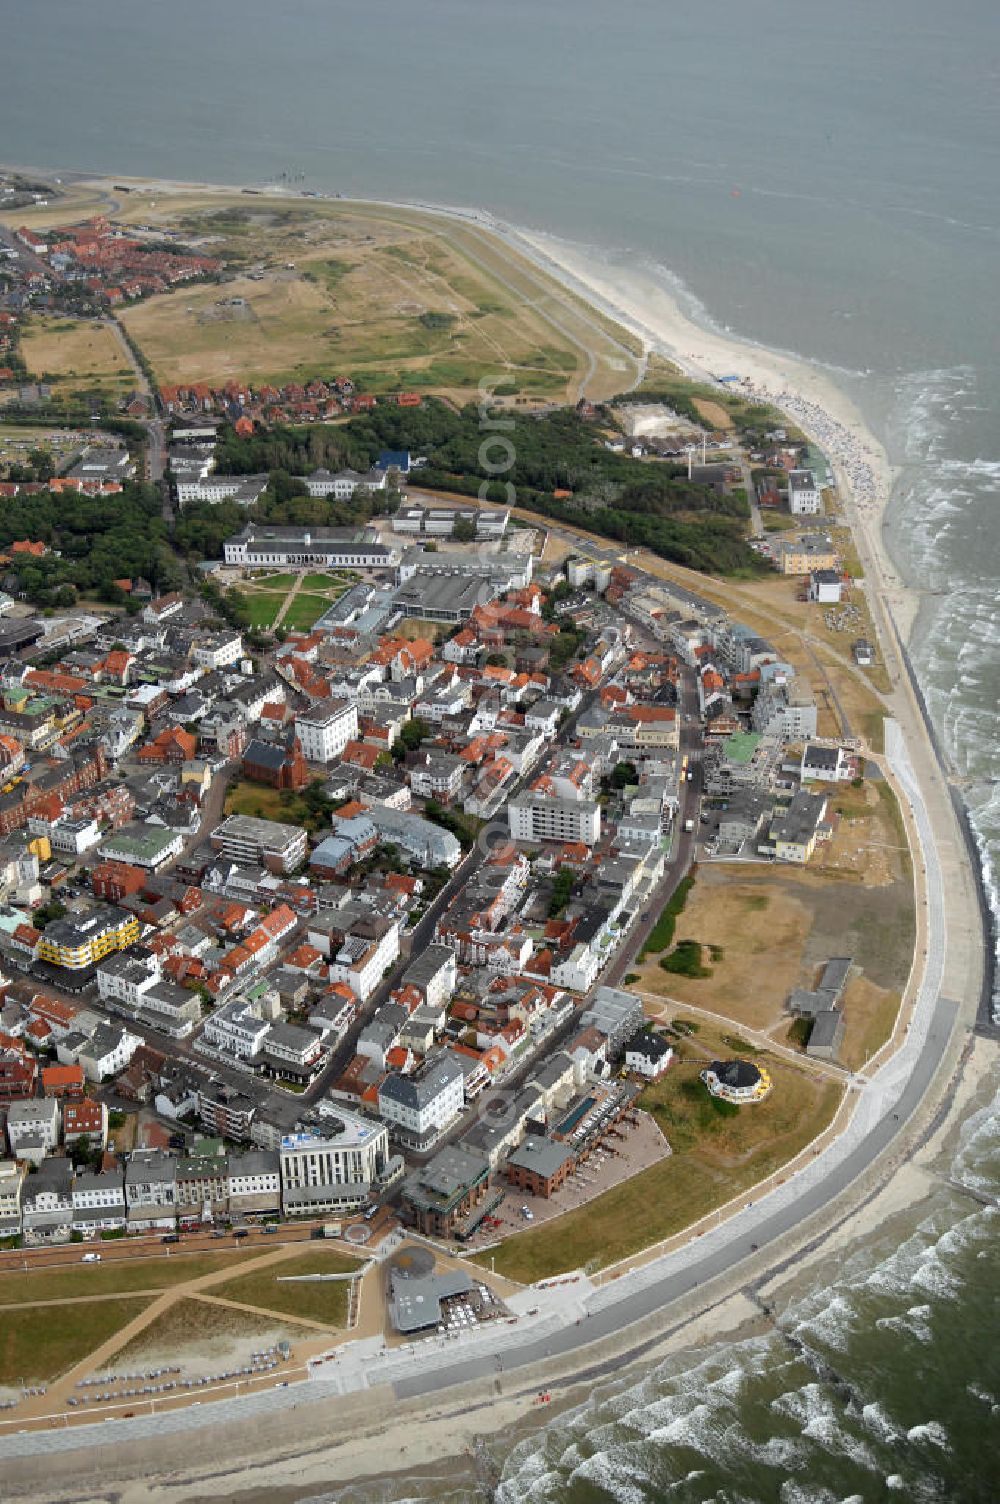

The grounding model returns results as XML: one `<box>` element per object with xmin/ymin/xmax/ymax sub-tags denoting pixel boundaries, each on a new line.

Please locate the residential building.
<box><xmin>196</xmin><ymin>1085</ymin><xmax>256</xmax><ymax>1140</ymax></box>
<box><xmin>787</xmin><ymin>469</ymin><xmax>822</xmax><ymax>515</ymax></box>
<box><xmin>72</xmin><ymin>1166</ymin><xmax>126</xmax><ymax>1234</ymax></box>
<box><xmin>508</xmin><ymin>794</ymin><xmax>601</xmax><ymax>847</ymax></box>
<box><xmin>624</xmin><ymin>1030</ymin><xmax>675</xmax><ymax>1080</ymax></box>
<box><xmin>7</xmin><ymin>1096</ymin><xmax>61</xmax><ymax>1159</ymax></box>
<box><xmin>78</xmin><ymin>1022</ymin><xmax>141</xmax><ymax>1082</ymax></box>
<box><xmin>401</xmin><ymin>944</ymin><xmax>458</xmax><ymax>1009</ymax></box>
<box><xmin>200</xmin><ymin>999</ymin><xmax>271</xmax><ymax>1062</ymax></box>
<box><xmin>22</xmin><ymin>1158</ymin><xmax>74</xmax><ymax>1243</ymax></box>
<box><xmin>62</xmin><ymin>1099</ymin><xmax>109</xmax><ymax>1149</ymax></box>
<box><xmin>0</xmin><ymin>1158</ymin><xmax>25</xmax><ymax>1235</ymax></box>
<box><xmin>801</xmin><ymin>743</ymin><xmax>854</xmax><ymax>783</ymax></box>
<box><xmin>124</xmin><ymin>1148</ymin><xmax>177</xmax><ymax>1230</ymax></box>
<box><xmin>36</xmin><ymin>905</ymin><xmax>140</xmax><ymax>971</ymax></box>
<box><xmin>228</xmin><ymin>1150</ymin><xmax>281</xmax><ymax>1217</ymax></box>
<box><xmin>378</xmin><ymin>1053</ymin><xmax>466</xmax><ymax>1151</ymax></box>
<box><xmin>367</xmin><ymin>805</ymin><xmax>462</xmax><ymax>870</ymax></box>
<box><xmin>210</xmin><ymin>814</ymin><xmax>307</xmax><ymax>874</ymax></box>
<box><xmin>809</xmin><ymin>569</ymin><xmax>843</xmax><ymax>603</ymax></box>
<box><xmin>578</xmin><ymin>986</ymin><xmax>644</xmax><ymax>1056</ymax></box>
<box><xmin>96</xmin><ymin>949</ymin><xmax>163</xmax><ymax>1010</ymax></box>
<box><xmin>295</xmin><ymin>698</ymin><xmax>359</xmax><ymax>765</ymax></box>
<box><xmin>767</xmin><ymin>790</ymin><xmax>829</xmax><ymax>864</ymax></box>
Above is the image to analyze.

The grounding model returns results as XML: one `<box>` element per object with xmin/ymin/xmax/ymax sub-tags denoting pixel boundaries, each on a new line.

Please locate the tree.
<box><xmin>611</xmin><ymin>761</ymin><xmax>638</xmax><ymax>790</ymax></box>
<box><xmin>452</xmin><ymin>516</ymin><xmax>477</xmax><ymax>543</ymax></box>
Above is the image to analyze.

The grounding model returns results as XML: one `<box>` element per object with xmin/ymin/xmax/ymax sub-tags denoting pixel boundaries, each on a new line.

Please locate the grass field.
<box><xmin>211</xmin><ymin>1250</ymin><xmax>362</xmax><ymax>1326</ymax></box>
<box><xmin>109</xmin><ymin>1297</ymin><xmax>308</xmax><ymax>1367</ymax></box>
<box><xmin>475</xmin><ymin>1031</ymin><xmax>842</xmax><ymax>1282</ymax></box>
<box><xmin>19</xmin><ymin>316</ymin><xmax>133</xmax><ymax>399</ymax></box>
<box><xmin>280</xmin><ymin>592</ymin><xmax>330</xmax><ymax>630</ymax></box>
<box><xmin>109</xmin><ymin>194</ymin><xmax>643</xmax><ymax>403</ymax></box>
<box><xmin>0</xmin><ymin>1298</ymin><xmax>152</xmax><ymax>1386</ymax></box>
<box><xmin>0</xmin><ymin>1249</ymin><xmax>257</xmax><ymax>1307</ymax></box>
<box><xmin>241</xmin><ymin>590</ymin><xmax>285</xmax><ymax>629</ymax></box>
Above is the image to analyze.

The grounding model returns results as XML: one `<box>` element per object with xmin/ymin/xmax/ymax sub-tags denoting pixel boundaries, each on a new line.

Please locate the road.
<box><xmin>395</xmin><ymin>994</ymin><xmax>959</xmax><ymax>1399</ymax></box>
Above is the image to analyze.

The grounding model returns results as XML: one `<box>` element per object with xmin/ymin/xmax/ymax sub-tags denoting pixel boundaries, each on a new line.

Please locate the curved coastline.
<box><xmin>0</xmin><ymin>176</ymin><xmax>992</xmax><ymax>1501</ymax></box>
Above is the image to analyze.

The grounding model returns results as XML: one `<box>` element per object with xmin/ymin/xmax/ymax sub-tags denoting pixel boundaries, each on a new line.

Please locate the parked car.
<box><xmin>81</xmin><ymin>1252</ymin><xmax>102</xmax><ymax>1263</ymax></box>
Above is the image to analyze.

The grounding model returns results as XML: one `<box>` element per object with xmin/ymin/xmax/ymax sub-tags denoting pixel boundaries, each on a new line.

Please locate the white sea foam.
<box><xmin>905</xmin><ymin>1420</ymin><xmax>950</xmax><ymax>1449</ymax></box>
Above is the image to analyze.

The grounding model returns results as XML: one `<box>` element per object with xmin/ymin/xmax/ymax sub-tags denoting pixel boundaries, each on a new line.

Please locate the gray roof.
<box><xmin>506</xmin><ymin>1135</ymin><xmax>575</xmax><ymax>1180</ymax></box>
<box><xmin>380</xmin><ymin>1053</ymin><xmax>464</xmax><ymax>1110</ymax></box>
<box><xmin>390</xmin><ymin>1266</ymin><xmax>475</xmax><ymax>1333</ymax></box>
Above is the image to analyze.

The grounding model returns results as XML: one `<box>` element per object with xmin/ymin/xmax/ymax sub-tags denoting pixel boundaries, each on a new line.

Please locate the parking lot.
<box><xmin>468</xmin><ymin>1108</ymin><xmax>670</xmax><ymax>1248</ymax></box>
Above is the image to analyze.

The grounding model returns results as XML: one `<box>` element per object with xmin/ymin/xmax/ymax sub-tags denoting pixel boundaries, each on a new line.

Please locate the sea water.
<box><xmin>1</xmin><ymin>1</ymin><xmax>998</xmax><ymax>1497</ymax></box>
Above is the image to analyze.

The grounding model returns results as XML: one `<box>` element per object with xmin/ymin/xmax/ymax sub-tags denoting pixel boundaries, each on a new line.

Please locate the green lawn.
<box><xmin>473</xmin><ymin>1049</ymin><xmax>842</xmax><ymax>1283</ymax></box>
<box><xmin>242</xmin><ymin>590</ymin><xmax>285</xmax><ymax>629</ymax></box>
<box><xmin>300</xmin><ymin>572</ymin><xmax>346</xmax><ymax>592</ymax></box>
<box><xmin>211</xmin><ymin>1250</ymin><xmax>363</xmax><ymax>1326</ymax></box>
<box><xmin>247</xmin><ymin>571</ymin><xmax>298</xmax><ymax>588</ymax></box>
<box><xmin>0</xmin><ymin>1298</ymin><xmax>152</xmax><ymax>1385</ymax></box>
<box><xmin>0</xmin><ymin>1250</ymin><xmax>258</xmax><ymax>1307</ymax></box>
<box><xmin>282</xmin><ymin>593</ymin><xmax>330</xmax><ymax>630</ymax></box>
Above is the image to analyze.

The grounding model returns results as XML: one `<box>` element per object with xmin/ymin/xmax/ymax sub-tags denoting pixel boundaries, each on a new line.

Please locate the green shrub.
<box><xmin>660</xmin><ymin>940</ymin><xmax>712</xmax><ymax>978</ymax></box>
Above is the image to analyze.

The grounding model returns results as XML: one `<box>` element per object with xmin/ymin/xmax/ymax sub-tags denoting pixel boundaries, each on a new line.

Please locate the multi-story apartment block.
<box><xmin>508</xmin><ymin>794</ymin><xmax>601</xmax><ymax>847</ymax></box>
<box><xmin>0</xmin><ymin>1158</ymin><xmax>25</xmax><ymax>1235</ymax></box>
<box><xmin>71</xmin><ymin>1166</ymin><xmax>126</xmax><ymax>1234</ymax></box>
<box><xmin>294</xmin><ymin>698</ymin><xmax>359</xmax><ymax>765</ymax></box>
<box><xmin>124</xmin><ymin>1149</ymin><xmax>177</xmax><ymax>1230</ymax></box>
<box><xmin>228</xmin><ymin>1150</ymin><xmax>281</xmax><ymax>1217</ymax></box>
<box><xmin>37</xmin><ymin>904</ymin><xmax>140</xmax><ymax>971</ymax></box>
<box><xmin>210</xmin><ymin>814</ymin><xmax>307</xmax><ymax>874</ymax></box>
<box><xmin>378</xmin><ymin>1053</ymin><xmax>466</xmax><ymax>1152</ymax></box>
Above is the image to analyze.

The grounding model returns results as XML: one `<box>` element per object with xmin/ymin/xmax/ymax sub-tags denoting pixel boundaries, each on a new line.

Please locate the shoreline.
<box><xmin>0</xmin><ymin>167</ymin><xmax>991</xmax><ymax>1497</ymax></box>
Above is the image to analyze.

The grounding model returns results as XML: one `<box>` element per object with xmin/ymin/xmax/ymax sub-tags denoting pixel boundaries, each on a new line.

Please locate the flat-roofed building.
<box><xmin>508</xmin><ymin>794</ymin><xmax>601</xmax><ymax>847</ymax></box>
<box><xmin>210</xmin><ymin>814</ymin><xmax>307</xmax><ymax>874</ymax></box>
<box><xmin>400</xmin><ymin>1144</ymin><xmax>493</xmax><ymax>1238</ymax></box>
<box><xmin>279</xmin><ymin>1112</ymin><xmax>389</xmax><ymax>1217</ymax></box>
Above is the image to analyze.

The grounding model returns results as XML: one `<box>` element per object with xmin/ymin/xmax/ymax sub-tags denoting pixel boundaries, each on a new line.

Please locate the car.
<box><xmin>363</xmin><ymin>1205</ymin><xmax>379</xmax><ymax>1221</ymax></box>
<box><xmin>81</xmin><ymin>1252</ymin><xmax>102</xmax><ymax>1263</ymax></box>
<box><xmin>262</xmin><ymin>1224</ymin><xmax>278</xmax><ymax>1235</ymax></box>
<box><xmin>233</xmin><ymin>1228</ymin><xmax>249</xmax><ymax>1239</ymax></box>
<box><xmin>211</xmin><ymin>1229</ymin><xmax>226</xmax><ymax>1238</ymax></box>
<box><xmin>161</xmin><ymin>1233</ymin><xmax>179</xmax><ymax>1245</ymax></box>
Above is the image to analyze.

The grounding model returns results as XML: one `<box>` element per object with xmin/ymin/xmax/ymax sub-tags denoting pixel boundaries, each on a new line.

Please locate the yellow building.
<box><xmin>37</xmin><ymin>905</ymin><xmax>140</xmax><ymax>970</ymax></box>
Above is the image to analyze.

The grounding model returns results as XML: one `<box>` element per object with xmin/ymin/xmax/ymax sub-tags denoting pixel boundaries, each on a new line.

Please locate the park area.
<box><xmin>110</xmin><ymin>194</ymin><xmax>641</xmax><ymax>403</ymax></box>
<box><xmin>474</xmin><ymin>1017</ymin><xmax>842</xmax><ymax>1284</ymax></box>
<box><xmin>0</xmin><ymin>1241</ymin><xmax>365</xmax><ymax>1399</ymax></box>
<box><xmin>17</xmin><ymin>315</ymin><xmax>133</xmax><ymax>403</ymax></box>
<box><xmin>233</xmin><ymin>567</ymin><xmax>352</xmax><ymax>631</ymax></box>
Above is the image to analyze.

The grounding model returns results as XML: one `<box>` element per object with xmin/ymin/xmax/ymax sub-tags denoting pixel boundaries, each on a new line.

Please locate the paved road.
<box><xmin>394</xmin><ymin>991</ymin><xmax>959</xmax><ymax>1399</ymax></box>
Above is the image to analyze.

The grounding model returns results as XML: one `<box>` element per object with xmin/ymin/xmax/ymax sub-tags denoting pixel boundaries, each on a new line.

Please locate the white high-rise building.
<box><xmin>508</xmin><ymin>795</ymin><xmax>601</xmax><ymax>847</ymax></box>
<box><xmin>787</xmin><ymin>469</ymin><xmax>822</xmax><ymax>515</ymax></box>
<box><xmin>295</xmin><ymin>698</ymin><xmax>359</xmax><ymax>764</ymax></box>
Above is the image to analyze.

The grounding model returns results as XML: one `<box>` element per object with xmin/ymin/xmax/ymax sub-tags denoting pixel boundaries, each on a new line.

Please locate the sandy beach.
<box><xmin>504</xmin><ymin>226</ymin><xmax>920</xmax><ymax>651</ymax></box>
<box><xmin>0</xmin><ymin>173</ymin><xmax>989</xmax><ymax>1501</ymax></box>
